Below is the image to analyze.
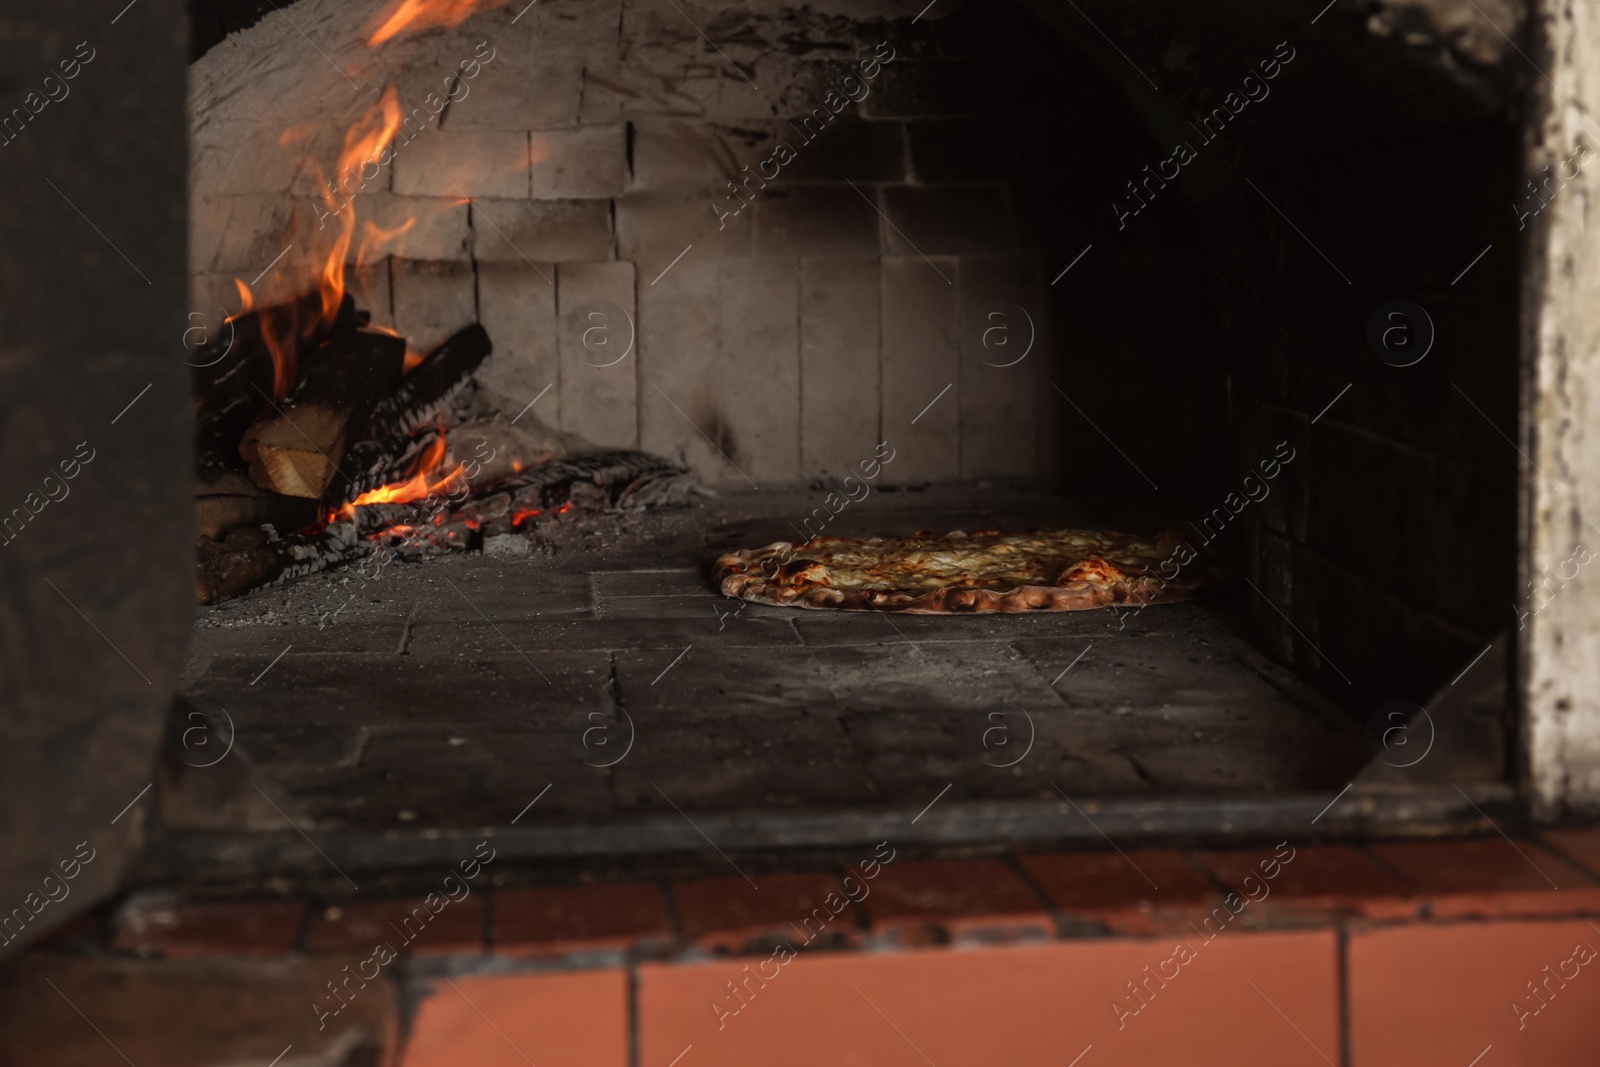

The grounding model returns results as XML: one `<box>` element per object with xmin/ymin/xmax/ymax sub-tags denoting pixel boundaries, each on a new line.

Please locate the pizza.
<box><xmin>714</xmin><ymin>527</ymin><xmax>1207</xmax><ymax>613</ymax></box>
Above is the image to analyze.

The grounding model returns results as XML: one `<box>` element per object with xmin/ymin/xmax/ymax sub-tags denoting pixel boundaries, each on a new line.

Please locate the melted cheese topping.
<box><xmin>784</xmin><ymin>529</ymin><xmax>1167</xmax><ymax>593</ymax></box>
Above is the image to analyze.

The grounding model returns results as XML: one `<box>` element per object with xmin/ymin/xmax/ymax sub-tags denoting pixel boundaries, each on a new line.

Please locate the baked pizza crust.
<box><xmin>714</xmin><ymin>528</ymin><xmax>1207</xmax><ymax>613</ymax></box>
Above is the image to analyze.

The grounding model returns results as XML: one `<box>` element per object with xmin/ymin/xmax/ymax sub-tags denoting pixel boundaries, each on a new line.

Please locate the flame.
<box><xmin>356</xmin><ymin>216</ymin><xmax>415</xmax><ymax>265</ymax></box>
<box><xmin>228</xmin><ymin>279</ymin><xmax>254</xmax><ymax>320</ymax></box>
<box><xmin>224</xmin><ymin>87</ymin><xmax>406</xmax><ymax>400</ymax></box>
<box><xmin>368</xmin><ymin>0</ymin><xmax>510</xmax><ymax>47</ymax></box>
<box><xmin>319</xmin><ymin>86</ymin><xmax>404</xmax><ymax>327</ymax></box>
<box><xmin>261</xmin><ymin>311</ymin><xmax>301</xmax><ymax>397</ymax></box>
<box><xmin>329</xmin><ymin>432</ymin><xmax>466</xmax><ymax>524</ymax></box>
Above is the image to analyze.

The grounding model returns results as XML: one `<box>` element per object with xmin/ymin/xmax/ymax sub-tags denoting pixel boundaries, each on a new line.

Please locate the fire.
<box><xmin>368</xmin><ymin>0</ymin><xmax>510</xmax><ymax>47</ymax></box>
<box><xmin>228</xmin><ymin>279</ymin><xmax>254</xmax><ymax>319</ymax></box>
<box><xmin>356</xmin><ymin>216</ymin><xmax>415</xmax><ymax>268</ymax></box>
<box><xmin>329</xmin><ymin>432</ymin><xmax>466</xmax><ymax>525</ymax></box>
<box><xmin>229</xmin><ymin>86</ymin><xmax>406</xmax><ymax>400</ymax></box>
<box><xmin>319</xmin><ymin>86</ymin><xmax>404</xmax><ymax>327</ymax></box>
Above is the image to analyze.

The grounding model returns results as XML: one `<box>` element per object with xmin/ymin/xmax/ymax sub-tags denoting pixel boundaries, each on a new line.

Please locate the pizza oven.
<box><xmin>7</xmin><ymin>0</ymin><xmax>1544</xmax><ymax>911</ymax></box>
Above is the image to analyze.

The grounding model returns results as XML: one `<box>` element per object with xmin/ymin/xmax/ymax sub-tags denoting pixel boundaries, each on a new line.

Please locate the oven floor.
<box><xmin>181</xmin><ymin>488</ymin><xmax>1369</xmax><ymax>833</ymax></box>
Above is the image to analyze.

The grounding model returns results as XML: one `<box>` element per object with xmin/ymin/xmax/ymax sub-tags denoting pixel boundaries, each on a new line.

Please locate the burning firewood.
<box><xmin>192</xmin><ymin>292</ymin><xmax>359</xmax><ymax>465</ymax></box>
<box><xmin>332</xmin><ymin>426</ymin><xmax>445</xmax><ymax>505</ymax></box>
<box><xmin>239</xmin><ymin>329</ymin><xmax>406</xmax><ymax>499</ymax></box>
<box><xmin>366</xmin><ymin>323</ymin><xmax>492</xmax><ymax>438</ymax></box>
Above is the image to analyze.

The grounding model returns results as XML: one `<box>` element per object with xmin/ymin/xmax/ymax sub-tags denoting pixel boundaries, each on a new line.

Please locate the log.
<box><xmin>239</xmin><ymin>329</ymin><xmax>405</xmax><ymax>499</ymax></box>
<box><xmin>196</xmin><ymin>527</ymin><xmax>285</xmax><ymax>605</ymax></box>
<box><xmin>326</xmin><ymin>426</ymin><xmax>443</xmax><ymax>506</ymax></box>
<box><xmin>195</xmin><ymin>470</ymin><xmax>321</xmax><ymax>539</ymax></box>
<box><xmin>192</xmin><ymin>292</ymin><xmax>358</xmax><ymax>464</ymax></box>
<box><xmin>366</xmin><ymin>323</ymin><xmax>492</xmax><ymax>438</ymax></box>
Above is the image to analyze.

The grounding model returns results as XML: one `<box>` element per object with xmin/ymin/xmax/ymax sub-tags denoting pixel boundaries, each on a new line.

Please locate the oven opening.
<box><xmin>166</xmin><ymin>0</ymin><xmax>1520</xmax><ymax>879</ymax></box>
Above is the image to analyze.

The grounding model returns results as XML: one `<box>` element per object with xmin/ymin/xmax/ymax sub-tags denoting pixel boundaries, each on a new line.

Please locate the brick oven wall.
<box><xmin>190</xmin><ymin>0</ymin><xmax>1060</xmax><ymax>489</ymax></box>
<box><xmin>1229</xmin><ymin>125</ymin><xmax>1521</xmax><ymax>711</ymax></box>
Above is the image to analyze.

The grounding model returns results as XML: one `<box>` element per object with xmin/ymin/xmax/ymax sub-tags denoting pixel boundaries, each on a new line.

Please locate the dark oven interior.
<box><xmin>169</xmin><ymin>0</ymin><xmax>1522</xmax><ymax>880</ymax></box>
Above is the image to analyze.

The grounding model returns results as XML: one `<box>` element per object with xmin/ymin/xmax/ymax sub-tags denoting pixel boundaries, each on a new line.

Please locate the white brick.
<box><xmin>533</xmin><ymin>0</ymin><xmax>624</xmax><ymax>61</ymax></box>
<box><xmin>392</xmin><ymin>129</ymin><xmax>529</xmax><ymax>198</ymax></box>
<box><xmin>468</xmin><ymin>198</ymin><xmax>611</xmax><ymax>263</ymax></box>
<box><xmin>286</xmin><ymin>123</ymin><xmax>388</xmax><ymax>198</ymax></box>
<box><xmin>638</xmin><ymin>257</ymin><xmax>799</xmax><ymax>487</ymax></box>
<box><xmin>721</xmin><ymin>258</ymin><xmax>800</xmax><ymax>483</ymax></box>
<box><xmin>349</xmin><ymin>193</ymin><xmax>471</xmax><ymax>262</ymax></box>
<box><xmin>639</xmin><ymin>257</ymin><xmax>727</xmax><ymax>479</ymax></box>
<box><xmin>476</xmin><ymin>262</ymin><xmax>559</xmax><ymax>421</ymax></box>
<box><xmin>350</xmin><ymin>258</ymin><xmax>394</xmax><ymax>333</ymax></box>
<box><xmin>556</xmin><ymin>262</ymin><xmax>637</xmax><ymax>449</ymax></box>
<box><xmin>801</xmin><ymin>257</ymin><xmax>881</xmax><ymax>480</ymax></box>
<box><xmin>444</xmin><ymin>53</ymin><xmax>583</xmax><ymax>131</ymax></box>
<box><xmin>391</xmin><ymin>258</ymin><xmax>476</xmax><ymax>355</ymax></box>
<box><xmin>206</xmin><ymin>195</ymin><xmax>294</xmax><ymax>274</ymax></box>
<box><xmin>193</xmin><ymin>118</ymin><xmax>305</xmax><ymax>195</ymax></box>
<box><xmin>191</xmin><ymin>196</ymin><xmax>231</xmax><ymax>276</ymax></box>
<box><xmin>881</xmin><ymin>255</ymin><xmax>960</xmax><ymax>484</ymax></box>
<box><xmin>630</xmin><ymin>118</ymin><xmax>779</xmax><ymax>189</ymax></box>
<box><xmin>616</xmin><ymin>187</ymin><xmax>751</xmax><ymax>266</ymax></box>
<box><xmin>530</xmin><ymin>126</ymin><xmax>627</xmax><ymax>199</ymax></box>
<box><xmin>580</xmin><ymin>60</ymin><xmax>719</xmax><ymax>123</ymax></box>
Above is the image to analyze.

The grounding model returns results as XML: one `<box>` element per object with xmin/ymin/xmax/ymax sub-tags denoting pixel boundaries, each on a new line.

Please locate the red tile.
<box><xmin>493</xmin><ymin>882</ymin><xmax>670</xmax><ymax>956</ymax></box>
<box><xmin>1350</xmin><ymin>920</ymin><xmax>1600</xmax><ymax>1066</ymax></box>
<box><xmin>402</xmin><ymin>969</ymin><xmax>627</xmax><ymax>1067</ymax></box>
<box><xmin>673</xmin><ymin>871</ymin><xmax>862</xmax><ymax>953</ymax></box>
<box><xmin>306</xmin><ymin>895</ymin><xmax>484</xmax><ymax>955</ymax></box>
<box><xmin>110</xmin><ymin>897</ymin><xmax>304</xmax><ymax>958</ymax></box>
<box><xmin>864</xmin><ymin>860</ymin><xmax>1051</xmax><ymax>944</ymax></box>
<box><xmin>1019</xmin><ymin>849</ymin><xmax>1218</xmax><ymax>934</ymax></box>
<box><xmin>1540</xmin><ymin>827</ymin><xmax>1600</xmax><ymax>879</ymax></box>
<box><xmin>1370</xmin><ymin>838</ymin><xmax>1600</xmax><ymax>918</ymax></box>
<box><xmin>1197</xmin><ymin>845</ymin><xmax>1417</xmax><ymax>922</ymax></box>
<box><xmin>639</xmin><ymin>931</ymin><xmax>1340</xmax><ymax>1066</ymax></box>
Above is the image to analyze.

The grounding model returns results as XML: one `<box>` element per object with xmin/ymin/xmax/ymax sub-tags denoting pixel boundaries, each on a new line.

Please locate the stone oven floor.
<box><xmin>179</xmin><ymin>487</ymin><xmax>1369</xmax><ymax>837</ymax></box>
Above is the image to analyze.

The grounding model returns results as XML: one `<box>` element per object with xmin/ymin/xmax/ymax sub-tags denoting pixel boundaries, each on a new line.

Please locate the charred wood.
<box><xmin>366</xmin><ymin>324</ymin><xmax>491</xmax><ymax>438</ymax></box>
<box><xmin>329</xmin><ymin>427</ymin><xmax>443</xmax><ymax>506</ymax></box>
<box><xmin>195</xmin><ymin>469</ymin><xmax>321</xmax><ymax>539</ymax></box>
<box><xmin>191</xmin><ymin>293</ymin><xmax>358</xmax><ymax>458</ymax></box>
<box><xmin>239</xmin><ymin>330</ymin><xmax>405</xmax><ymax>499</ymax></box>
<box><xmin>196</xmin><ymin>527</ymin><xmax>285</xmax><ymax>605</ymax></box>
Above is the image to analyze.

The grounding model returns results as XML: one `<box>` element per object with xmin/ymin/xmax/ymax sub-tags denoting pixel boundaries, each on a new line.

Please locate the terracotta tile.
<box><xmin>1197</xmin><ymin>845</ymin><xmax>1417</xmax><ymax>922</ymax></box>
<box><xmin>1019</xmin><ymin>849</ymin><xmax>1218</xmax><ymax>934</ymax></box>
<box><xmin>402</xmin><ymin>970</ymin><xmax>627</xmax><ymax>1067</ymax></box>
<box><xmin>1540</xmin><ymin>827</ymin><xmax>1600</xmax><ymax>879</ymax></box>
<box><xmin>639</xmin><ymin>931</ymin><xmax>1341</xmax><ymax>1066</ymax></box>
<box><xmin>306</xmin><ymin>895</ymin><xmax>485</xmax><ymax>955</ymax></box>
<box><xmin>1351</xmin><ymin>920</ymin><xmax>1600</xmax><ymax>1066</ymax></box>
<box><xmin>110</xmin><ymin>896</ymin><xmax>304</xmax><ymax>958</ymax></box>
<box><xmin>493</xmin><ymin>882</ymin><xmax>671</xmax><ymax>956</ymax></box>
<box><xmin>864</xmin><ymin>860</ymin><xmax>1052</xmax><ymax>944</ymax></box>
<box><xmin>1370</xmin><ymin>838</ymin><xmax>1600</xmax><ymax>918</ymax></box>
<box><xmin>673</xmin><ymin>871</ymin><xmax>862</xmax><ymax>953</ymax></box>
